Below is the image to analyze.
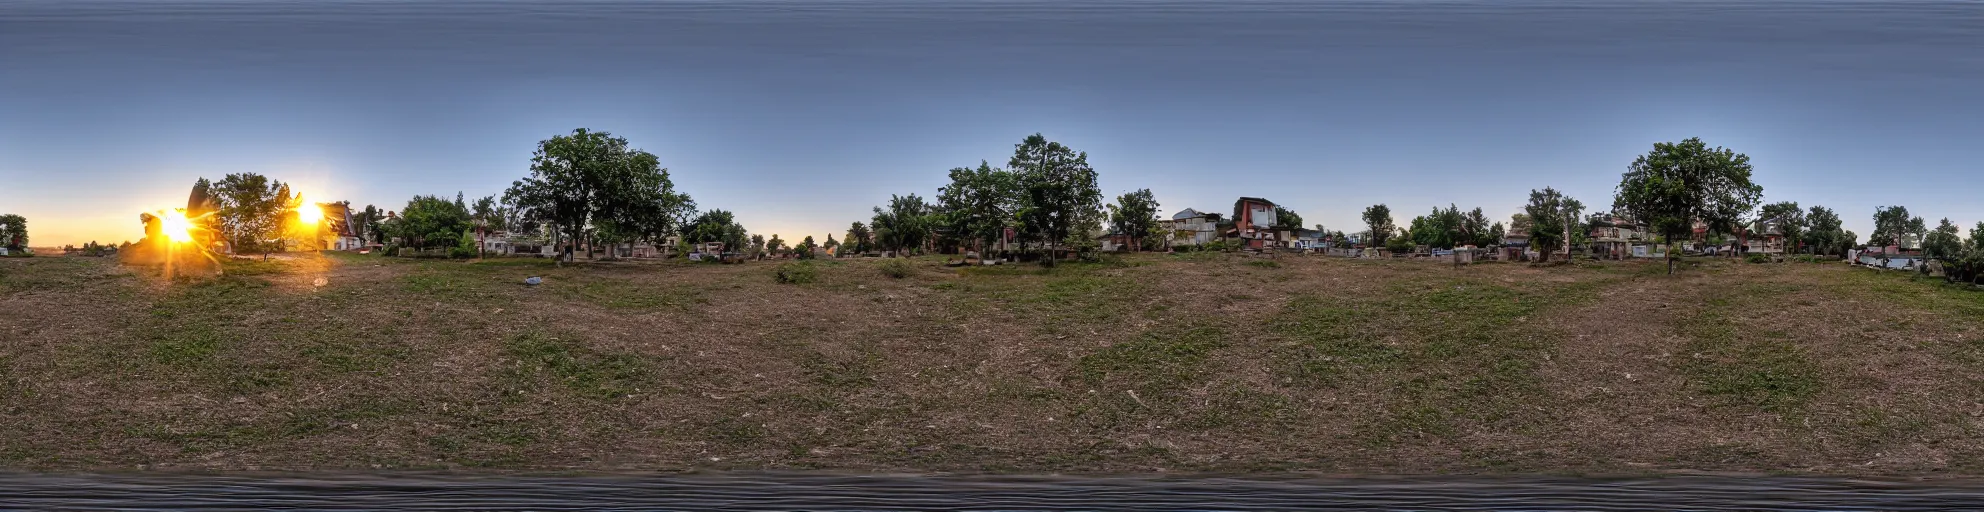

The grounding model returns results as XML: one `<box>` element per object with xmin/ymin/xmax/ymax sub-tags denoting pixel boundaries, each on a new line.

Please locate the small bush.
<box><xmin>774</xmin><ymin>262</ymin><xmax>817</xmax><ymax>284</ymax></box>
<box><xmin>1746</xmin><ymin>253</ymin><xmax>1770</xmax><ymax>264</ymax></box>
<box><xmin>878</xmin><ymin>258</ymin><xmax>911</xmax><ymax>278</ymax></box>
<box><xmin>381</xmin><ymin>243</ymin><xmax>400</xmax><ymax>257</ymax></box>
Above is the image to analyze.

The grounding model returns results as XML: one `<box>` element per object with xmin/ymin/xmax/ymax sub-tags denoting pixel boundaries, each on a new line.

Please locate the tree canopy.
<box><xmin>1924</xmin><ymin>218</ymin><xmax>1965</xmax><ymax>261</ymax></box>
<box><xmin>1108</xmin><ymin>189</ymin><xmax>1162</xmax><ymax>251</ymax></box>
<box><xmin>1361</xmin><ymin>204</ymin><xmax>1395</xmax><ymax>248</ymax></box>
<box><xmin>872</xmin><ymin>194</ymin><xmax>932</xmax><ymax>256</ymax></box>
<box><xmin>1612</xmin><ymin>138</ymin><xmax>1763</xmax><ymax>272</ymax></box>
<box><xmin>504</xmin><ymin>128</ymin><xmax>691</xmax><ymax>262</ymax></box>
<box><xmin>1272</xmin><ymin>206</ymin><xmax>1303</xmax><ymax>232</ymax></box>
<box><xmin>844</xmin><ymin>222</ymin><xmax>873</xmax><ymax>255</ymax></box>
<box><xmin>1525</xmin><ymin>188</ymin><xmax>1583</xmax><ymax>262</ymax></box>
<box><xmin>936</xmin><ymin>161</ymin><xmax>1020</xmax><ymax>255</ymax></box>
<box><xmin>1870</xmin><ymin>205</ymin><xmax>1926</xmax><ymax>249</ymax></box>
<box><xmin>0</xmin><ymin>214</ymin><xmax>26</xmax><ymax>250</ymax></box>
<box><xmin>388</xmin><ymin>195</ymin><xmax>473</xmax><ymax>249</ymax></box>
<box><xmin>1803</xmin><ymin>205</ymin><xmax>1849</xmax><ymax>256</ymax></box>
<box><xmin>684</xmin><ymin>209</ymin><xmax>747</xmax><ymax>253</ymax></box>
<box><xmin>1009</xmin><ymin>134</ymin><xmax>1102</xmax><ymax>265</ymax></box>
<box><xmin>212</xmin><ymin>173</ymin><xmax>292</xmax><ymax>254</ymax></box>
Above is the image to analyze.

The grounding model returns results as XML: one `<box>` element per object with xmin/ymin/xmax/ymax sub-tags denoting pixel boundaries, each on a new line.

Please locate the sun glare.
<box><xmin>296</xmin><ymin>196</ymin><xmax>323</xmax><ymax>225</ymax></box>
<box><xmin>160</xmin><ymin>209</ymin><xmax>194</xmax><ymax>244</ymax></box>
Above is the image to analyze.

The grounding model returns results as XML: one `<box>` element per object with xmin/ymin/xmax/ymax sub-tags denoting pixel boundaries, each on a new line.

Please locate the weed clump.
<box><xmin>878</xmin><ymin>259</ymin><xmax>911</xmax><ymax>279</ymax></box>
<box><xmin>775</xmin><ymin>261</ymin><xmax>817</xmax><ymax>284</ymax></box>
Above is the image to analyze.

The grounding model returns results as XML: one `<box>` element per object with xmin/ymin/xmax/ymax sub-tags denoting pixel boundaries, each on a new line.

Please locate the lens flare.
<box><xmin>160</xmin><ymin>209</ymin><xmax>194</xmax><ymax>244</ymax></box>
<box><xmin>296</xmin><ymin>196</ymin><xmax>323</xmax><ymax>225</ymax></box>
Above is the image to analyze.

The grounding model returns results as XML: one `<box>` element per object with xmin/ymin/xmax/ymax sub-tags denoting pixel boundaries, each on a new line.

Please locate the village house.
<box><xmin>1227</xmin><ymin>197</ymin><xmax>1278</xmax><ymax>250</ymax></box>
<box><xmin>1589</xmin><ymin>213</ymin><xmax>1658</xmax><ymax>260</ymax></box>
<box><xmin>324</xmin><ymin>203</ymin><xmax>365</xmax><ymax>251</ymax></box>
<box><xmin>1161</xmin><ymin>208</ymin><xmax>1219</xmax><ymax>248</ymax></box>
<box><xmin>1745</xmin><ymin>216</ymin><xmax>1789</xmax><ymax>254</ymax></box>
<box><xmin>1499</xmin><ymin>223</ymin><xmax>1533</xmax><ymax>261</ymax></box>
<box><xmin>1097</xmin><ymin>230</ymin><xmax>1137</xmax><ymax>252</ymax></box>
<box><xmin>1293</xmin><ymin>229</ymin><xmax>1326</xmax><ymax>251</ymax></box>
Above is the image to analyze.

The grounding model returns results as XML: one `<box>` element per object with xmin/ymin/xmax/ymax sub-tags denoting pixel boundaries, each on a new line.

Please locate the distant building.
<box><xmin>1230</xmin><ymin>197</ymin><xmax>1278</xmax><ymax>250</ymax></box>
<box><xmin>1746</xmin><ymin>216</ymin><xmax>1790</xmax><ymax>254</ymax></box>
<box><xmin>1589</xmin><ymin>213</ymin><xmax>1655</xmax><ymax>260</ymax></box>
<box><xmin>1161</xmin><ymin>208</ymin><xmax>1219</xmax><ymax>247</ymax></box>
<box><xmin>1294</xmin><ymin>229</ymin><xmax>1326</xmax><ymax>250</ymax></box>
<box><xmin>324</xmin><ymin>202</ymin><xmax>364</xmax><ymax>251</ymax></box>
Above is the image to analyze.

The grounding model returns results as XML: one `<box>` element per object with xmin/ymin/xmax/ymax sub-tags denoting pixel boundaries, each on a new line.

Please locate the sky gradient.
<box><xmin>3</xmin><ymin>0</ymin><xmax>1981</xmax><ymax>247</ymax></box>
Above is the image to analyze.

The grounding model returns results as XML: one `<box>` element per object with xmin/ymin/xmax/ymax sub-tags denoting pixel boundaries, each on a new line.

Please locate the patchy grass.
<box><xmin>877</xmin><ymin>258</ymin><xmax>912</xmax><ymax>279</ymax></box>
<box><xmin>1676</xmin><ymin>294</ymin><xmax>1822</xmax><ymax>412</ymax></box>
<box><xmin>499</xmin><ymin>331</ymin><xmax>650</xmax><ymax>400</ymax></box>
<box><xmin>1079</xmin><ymin>326</ymin><xmax>1227</xmax><ymax>392</ymax></box>
<box><xmin>774</xmin><ymin>261</ymin><xmax>818</xmax><ymax>284</ymax></box>
<box><xmin>4</xmin><ymin>253</ymin><xmax>1983</xmax><ymax>475</ymax></box>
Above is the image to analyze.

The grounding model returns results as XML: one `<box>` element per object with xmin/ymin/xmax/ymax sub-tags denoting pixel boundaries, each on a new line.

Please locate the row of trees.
<box><xmin>1923</xmin><ymin>219</ymin><xmax>1984</xmax><ymax>284</ymax></box>
<box><xmin>864</xmin><ymin>133</ymin><xmax>1109</xmax><ymax>266</ymax></box>
<box><xmin>1350</xmin><ymin>138</ymin><xmax>1885</xmax><ymax>276</ymax></box>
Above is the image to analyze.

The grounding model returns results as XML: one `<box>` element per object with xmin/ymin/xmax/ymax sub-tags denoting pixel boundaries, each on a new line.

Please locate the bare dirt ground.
<box><xmin>2</xmin><ymin>252</ymin><xmax>1980</xmax><ymax>475</ymax></box>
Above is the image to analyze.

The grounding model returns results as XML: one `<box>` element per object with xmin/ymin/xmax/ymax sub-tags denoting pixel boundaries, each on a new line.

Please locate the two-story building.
<box><xmin>1229</xmin><ymin>197</ymin><xmax>1278</xmax><ymax>250</ymax></box>
<box><xmin>1161</xmin><ymin>208</ymin><xmax>1219</xmax><ymax>248</ymax></box>
<box><xmin>1590</xmin><ymin>213</ymin><xmax>1652</xmax><ymax>260</ymax></box>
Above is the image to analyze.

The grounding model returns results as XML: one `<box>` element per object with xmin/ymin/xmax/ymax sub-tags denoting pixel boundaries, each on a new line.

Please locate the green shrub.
<box><xmin>450</xmin><ymin>229</ymin><xmax>477</xmax><ymax>259</ymax></box>
<box><xmin>1247</xmin><ymin>259</ymin><xmax>1280</xmax><ymax>269</ymax></box>
<box><xmin>381</xmin><ymin>243</ymin><xmax>399</xmax><ymax>256</ymax></box>
<box><xmin>1746</xmin><ymin>253</ymin><xmax>1770</xmax><ymax>264</ymax></box>
<box><xmin>878</xmin><ymin>258</ymin><xmax>911</xmax><ymax>278</ymax></box>
<box><xmin>774</xmin><ymin>262</ymin><xmax>817</xmax><ymax>284</ymax></box>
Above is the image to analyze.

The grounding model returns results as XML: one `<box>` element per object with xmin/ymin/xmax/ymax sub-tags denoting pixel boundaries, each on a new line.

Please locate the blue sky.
<box><xmin>3</xmin><ymin>0</ymin><xmax>1980</xmax><ymax>246</ymax></box>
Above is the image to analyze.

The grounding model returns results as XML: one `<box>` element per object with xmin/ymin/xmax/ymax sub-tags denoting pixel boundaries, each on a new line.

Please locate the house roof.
<box><xmin>1234</xmin><ymin>197</ymin><xmax>1276</xmax><ymax>208</ymax></box>
<box><xmin>1172</xmin><ymin>208</ymin><xmax>1207</xmax><ymax>221</ymax></box>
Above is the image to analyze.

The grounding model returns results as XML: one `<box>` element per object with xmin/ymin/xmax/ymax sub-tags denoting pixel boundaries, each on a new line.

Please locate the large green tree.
<box><xmin>1923</xmin><ymin>218</ymin><xmax>1965</xmax><ymax>262</ymax></box>
<box><xmin>936</xmin><ymin>161</ymin><xmax>1020</xmax><ymax>256</ymax></box>
<box><xmin>844</xmin><ymin>221</ymin><xmax>872</xmax><ymax>255</ymax></box>
<box><xmin>389</xmin><ymin>194</ymin><xmax>473</xmax><ymax>250</ymax></box>
<box><xmin>1361</xmin><ymin>204</ymin><xmax>1395</xmax><ymax>249</ymax></box>
<box><xmin>0</xmin><ymin>214</ymin><xmax>26</xmax><ymax>251</ymax></box>
<box><xmin>1612</xmin><ymin>138</ymin><xmax>1764</xmax><ymax>274</ymax></box>
<box><xmin>1869</xmin><ymin>205</ymin><xmax>1926</xmax><ymax>250</ymax></box>
<box><xmin>872</xmin><ymin>194</ymin><xmax>932</xmax><ymax>257</ymax></box>
<box><xmin>1525</xmin><ymin>188</ymin><xmax>1584</xmax><ymax>263</ymax></box>
<box><xmin>684</xmin><ymin>209</ymin><xmax>747</xmax><ymax>253</ymax></box>
<box><xmin>1107</xmin><ymin>189</ymin><xmax>1162</xmax><ymax>252</ymax></box>
<box><xmin>1803</xmin><ymin>205</ymin><xmax>1847</xmax><ymax>256</ymax></box>
<box><xmin>212</xmin><ymin>173</ymin><xmax>292</xmax><ymax>256</ymax></box>
<box><xmin>1009</xmin><ymin>134</ymin><xmax>1102</xmax><ymax>266</ymax></box>
<box><xmin>504</xmin><ymin>128</ymin><xmax>690</xmax><ymax>263</ymax></box>
<box><xmin>1272</xmin><ymin>206</ymin><xmax>1304</xmax><ymax>232</ymax></box>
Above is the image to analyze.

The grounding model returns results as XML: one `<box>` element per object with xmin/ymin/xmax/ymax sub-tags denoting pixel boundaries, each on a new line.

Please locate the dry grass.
<box><xmin>1</xmin><ymin>252</ymin><xmax>1981</xmax><ymax>475</ymax></box>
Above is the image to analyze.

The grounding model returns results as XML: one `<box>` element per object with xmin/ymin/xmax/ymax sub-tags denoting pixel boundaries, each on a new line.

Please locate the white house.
<box><xmin>475</xmin><ymin>231</ymin><xmax>514</xmax><ymax>256</ymax></box>
<box><xmin>1163</xmin><ymin>208</ymin><xmax>1219</xmax><ymax>247</ymax></box>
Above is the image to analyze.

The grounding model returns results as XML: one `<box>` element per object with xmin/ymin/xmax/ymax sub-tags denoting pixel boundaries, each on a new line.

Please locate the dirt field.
<box><xmin>2</xmin><ymin>251</ymin><xmax>1982</xmax><ymax>475</ymax></box>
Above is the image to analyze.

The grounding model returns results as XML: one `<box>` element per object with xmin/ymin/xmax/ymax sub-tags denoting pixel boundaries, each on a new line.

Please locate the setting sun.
<box><xmin>295</xmin><ymin>196</ymin><xmax>323</xmax><ymax>225</ymax></box>
<box><xmin>159</xmin><ymin>209</ymin><xmax>194</xmax><ymax>244</ymax></box>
